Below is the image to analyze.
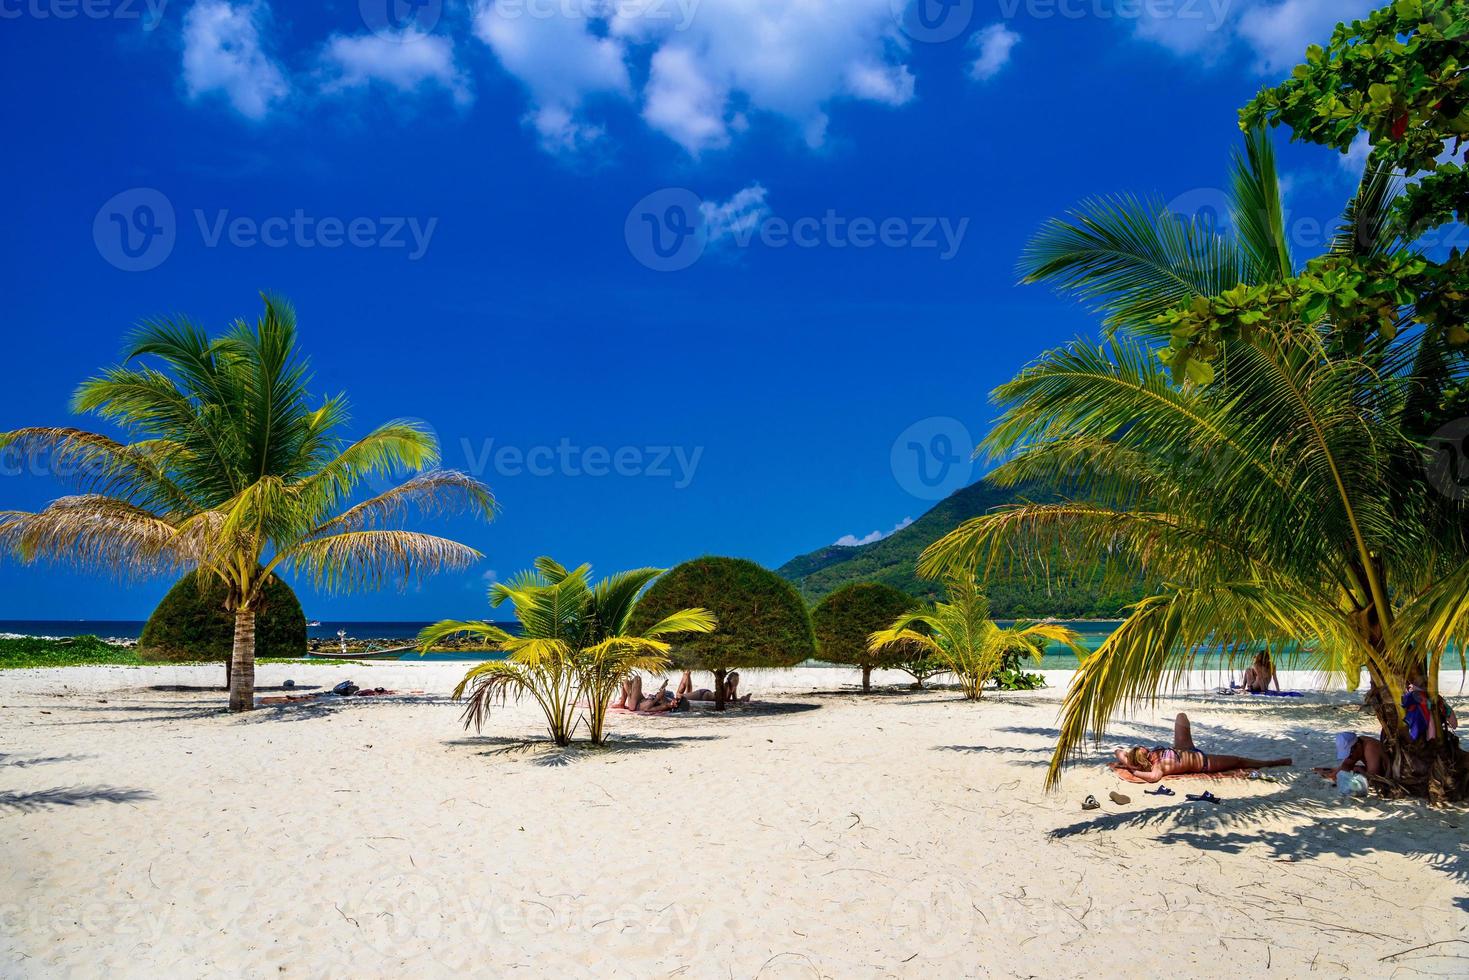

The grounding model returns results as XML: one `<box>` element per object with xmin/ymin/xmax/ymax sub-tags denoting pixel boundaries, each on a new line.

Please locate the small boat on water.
<box><xmin>304</xmin><ymin>645</ymin><xmax>412</xmax><ymax>661</ymax></box>
<box><xmin>307</xmin><ymin>620</ymin><xmax>322</xmax><ymax>627</ymax></box>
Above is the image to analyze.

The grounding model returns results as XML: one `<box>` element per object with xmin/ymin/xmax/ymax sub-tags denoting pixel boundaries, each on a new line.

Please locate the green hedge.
<box><xmin>812</xmin><ymin>582</ymin><xmax>918</xmax><ymax>688</ymax></box>
<box><xmin>138</xmin><ymin>571</ymin><xmax>307</xmax><ymax>662</ymax></box>
<box><xmin>633</xmin><ymin>556</ymin><xmax>815</xmax><ymax>673</ymax></box>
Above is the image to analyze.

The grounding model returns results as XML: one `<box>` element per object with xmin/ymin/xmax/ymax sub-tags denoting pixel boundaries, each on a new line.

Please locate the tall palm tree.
<box><xmin>0</xmin><ymin>296</ymin><xmax>495</xmax><ymax>711</ymax></box>
<box><xmin>921</xmin><ymin>132</ymin><xmax>1469</xmax><ymax>799</ymax></box>
<box><xmin>416</xmin><ymin>558</ymin><xmax>715</xmax><ymax>745</ymax></box>
<box><xmin>868</xmin><ymin>572</ymin><xmax>1082</xmax><ymax>700</ymax></box>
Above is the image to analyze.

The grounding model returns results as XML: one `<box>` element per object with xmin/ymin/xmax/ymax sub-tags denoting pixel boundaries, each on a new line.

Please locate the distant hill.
<box><xmin>777</xmin><ymin>478</ymin><xmax>1144</xmax><ymax>618</ymax></box>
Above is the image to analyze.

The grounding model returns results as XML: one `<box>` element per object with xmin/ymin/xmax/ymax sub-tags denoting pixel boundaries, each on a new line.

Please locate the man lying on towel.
<box><xmin>1111</xmin><ymin>712</ymin><xmax>1292</xmax><ymax>781</ymax></box>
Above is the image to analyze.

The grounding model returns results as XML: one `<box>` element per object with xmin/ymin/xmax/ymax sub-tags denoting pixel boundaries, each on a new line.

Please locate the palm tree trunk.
<box><xmin>228</xmin><ymin>609</ymin><xmax>256</xmax><ymax>712</ymax></box>
<box><xmin>713</xmin><ymin>668</ymin><xmax>727</xmax><ymax>712</ymax></box>
<box><xmin>862</xmin><ymin>665</ymin><xmax>872</xmax><ymax>693</ymax></box>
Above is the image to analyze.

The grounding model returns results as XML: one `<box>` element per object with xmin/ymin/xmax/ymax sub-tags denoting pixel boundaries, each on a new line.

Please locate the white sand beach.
<box><xmin>2</xmin><ymin>664</ymin><xmax>1466</xmax><ymax>979</ymax></box>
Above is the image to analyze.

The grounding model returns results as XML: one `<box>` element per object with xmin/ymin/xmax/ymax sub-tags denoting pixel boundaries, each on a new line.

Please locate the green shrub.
<box><xmin>138</xmin><ymin>571</ymin><xmax>307</xmax><ymax>662</ymax></box>
<box><xmin>631</xmin><ymin>556</ymin><xmax>815</xmax><ymax>707</ymax></box>
<box><xmin>812</xmin><ymin>582</ymin><xmax>918</xmax><ymax>691</ymax></box>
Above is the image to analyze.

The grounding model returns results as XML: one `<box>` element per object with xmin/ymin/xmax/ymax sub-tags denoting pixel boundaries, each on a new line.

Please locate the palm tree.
<box><xmin>416</xmin><ymin>558</ymin><xmax>716</xmax><ymax>745</ymax></box>
<box><xmin>868</xmin><ymin>572</ymin><xmax>1082</xmax><ymax>700</ymax></box>
<box><xmin>0</xmin><ymin>296</ymin><xmax>495</xmax><ymax>711</ymax></box>
<box><xmin>920</xmin><ymin>132</ymin><xmax>1469</xmax><ymax>799</ymax></box>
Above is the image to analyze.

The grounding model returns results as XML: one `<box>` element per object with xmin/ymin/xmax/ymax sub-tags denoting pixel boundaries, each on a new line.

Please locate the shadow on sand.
<box><xmin>0</xmin><ymin>786</ymin><xmax>154</xmax><ymax>813</ymax></box>
<box><xmin>442</xmin><ymin>733</ymin><xmax>725</xmax><ymax>767</ymax></box>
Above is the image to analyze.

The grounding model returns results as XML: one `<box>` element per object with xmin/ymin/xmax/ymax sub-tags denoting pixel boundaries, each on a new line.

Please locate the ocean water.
<box><xmin>0</xmin><ymin>618</ymin><xmax>1274</xmax><ymax>670</ymax></box>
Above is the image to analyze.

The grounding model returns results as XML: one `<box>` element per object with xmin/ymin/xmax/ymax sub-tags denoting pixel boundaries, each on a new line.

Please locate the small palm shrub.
<box><xmin>418</xmin><ymin>558</ymin><xmax>715</xmax><ymax>745</ymax></box>
<box><xmin>869</xmin><ymin>573</ymin><xmax>1080</xmax><ymax>700</ymax></box>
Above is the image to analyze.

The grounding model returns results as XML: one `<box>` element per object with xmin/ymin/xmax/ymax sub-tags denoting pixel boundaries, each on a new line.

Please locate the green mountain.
<box><xmin>777</xmin><ymin>478</ymin><xmax>1143</xmax><ymax>618</ymax></box>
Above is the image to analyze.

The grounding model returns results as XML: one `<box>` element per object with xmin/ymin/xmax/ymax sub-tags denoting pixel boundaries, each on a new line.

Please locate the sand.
<box><xmin>1</xmin><ymin>663</ymin><xmax>1466</xmax><ymax>979</ymax></box>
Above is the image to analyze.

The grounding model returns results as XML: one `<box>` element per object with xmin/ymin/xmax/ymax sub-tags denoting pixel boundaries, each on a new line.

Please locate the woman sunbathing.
<box><xmin>676</xmin><ymin>670</ymin><xmax>752</xmax><ymax>704</ymax></box>
<box><xmin>1242</xmin><ymin>650</ymin><xmax>1279</xmax><ymax>693</ymax></box>
<box><xmin>1113</xmin><ymin>712</ymin><xmax>1292</xmax><ymax>782</ymax></box>
<box><xmin>614</xmin><ymin>676</ymin><xmax>682</xmax><ymax>713</ymax></box>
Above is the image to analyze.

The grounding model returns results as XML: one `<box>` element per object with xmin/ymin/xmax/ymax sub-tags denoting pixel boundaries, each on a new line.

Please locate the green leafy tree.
<box><xmin>812</xmin><ymin>582</ymin><xmax>919</xmax><ymax>691</ymax></box>
<box><xmin>0</xmin><ymin>296</ymin><xmax>494</xmax><ymax>711</ymax></box>
<box><xmin>139</xmin><ymin>569</ymin><xmax>306</xmax><ymax>685</ymax></box>
<box><xmin>632</xmin><ymin>556</ymin><xmax>816</xmax><ymax>709</ymax></box>
<box><xmin>868</xmin><ymin>573</ymin><xmax>1081</xmax><ymax>700</ymax></box>
<box><xmin>417</xmin><ymin>558</ymin><xmax>715</xmax><ymax>745</ymax></box>
<box><xmin>925</xmin><ymin>117</ymin><xmax>1469</xmax><ymax>799</ymax></box>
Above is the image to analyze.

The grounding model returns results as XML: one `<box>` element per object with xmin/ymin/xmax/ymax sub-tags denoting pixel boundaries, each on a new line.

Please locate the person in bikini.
<box><xmin>1242</xmin><ymin>650</ymin><xmax>1279</xmax><ymax>693</ymax></box>
<box><xmin>1112</xmin><ymin>712</ymin><xmax>1292</xmax><ymax>782</ymax></box>
<box><xmin>613</xmin><ymin>676</ymin><xmax>683</xmax><ymax>713</ymax></box>
<box><xmin>675</xmin><ymin>669</ymin><xmax>752</xmax><ymax>704</ymax></box>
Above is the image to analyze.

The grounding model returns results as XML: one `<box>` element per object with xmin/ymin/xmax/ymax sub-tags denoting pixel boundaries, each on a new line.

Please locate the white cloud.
<box><xmin>1131</xmin><ymin>0</ymin><xmax>1376</xmax><ymax>72</ymax></box>
<box><xmin>1236</xmin><ymin>0</ymin><xmax>1377</xmax><ymax>73</ymax></box>
<box><xmin>1341</xmin><ymin>131</ymin><xmax>1373</xmax><ymax>175</ymax></box>
<box><xmin>967</xmin><ymin>24</ymin><xmax>1019</xmax><ymax>82</ymax></box>
<box><xmin>472</xmin><ymin>0</ymin><xmax>631</xmax><ymax>151</ymax></box>
<box><xmin>319</xmin><ymin>29</ymin><xmax>471</xmax><ymax>107</ymax></box>
<box><xmin>644</xmin><ymin>45</ymin><xmax>730</xmax><ymax>155</ymax></box>
<box><xmin>834</xmin><ymin>516</ymin><xmax>913</xmax><ymax>548</ymax></box>
<box><xmin>474</xmin><ymin>0</ymin><xmax>914</xmax><ymax>156</ymax></box>
<box><xmin>701</xmin><ymin>183</ymin><xmax>770</xmax><ymax>244</ymax></box>
<box><xmin>181</xmin><ymin>0</ymin><xmax>289</xmax><ymax>120</ymax></box>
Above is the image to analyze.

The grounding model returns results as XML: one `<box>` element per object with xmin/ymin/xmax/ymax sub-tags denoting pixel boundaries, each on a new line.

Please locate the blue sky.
<box><xmin>0</xmin><ymin>0</ymin><xmax>1379</xmax><ymax>620</ymax></box>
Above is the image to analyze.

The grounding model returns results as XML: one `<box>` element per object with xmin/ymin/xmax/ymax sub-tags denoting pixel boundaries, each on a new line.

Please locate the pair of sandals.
<box><xmin>1083</xmin><ymin>787</ymin><xmax>1221</xmax><ymax>810</ymax></box>
<box><xmin>1081</xmin><ymin>791</ymin><xmax>1132</xmax><ymax>810</ymax></box>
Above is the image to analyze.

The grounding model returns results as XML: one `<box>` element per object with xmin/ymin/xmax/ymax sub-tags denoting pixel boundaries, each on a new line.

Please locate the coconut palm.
<box><xmin>921</xmin><ymin>132</ymin><xmax>1469</xmax><ymax>799</ymax></box>
<box><xmin>416</xmin><ymin>558</ymin><xmax>716</xmax><ymax>745</ymax></box>
<box><xmin>0</xmin><ymin>296</ymin><xmax>495</xmax><ymax>711</ymax></box>
<box><xmin>868</xmin><ymin>572</ymin><xmax>1082</xmax><ymax>700</ymax></box>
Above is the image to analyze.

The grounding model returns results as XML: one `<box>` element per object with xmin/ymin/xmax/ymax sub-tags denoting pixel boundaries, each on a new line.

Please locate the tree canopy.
<box><xmin>632</xmin><ymin>556</ymin><xmax>816</xmax><ymax>676</ymax></box>
<box><xmin>812</xmin><ymin>582</ymin><xmax>918</xmax><ymax>690</ymax></box>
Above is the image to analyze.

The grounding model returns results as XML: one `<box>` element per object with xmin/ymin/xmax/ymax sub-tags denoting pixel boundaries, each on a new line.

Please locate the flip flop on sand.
<box><xmin>1145</xmin><ymin>786</ymin><xmax>1175</xmax><ymax>796</ymax></box>
<box><xmin>1082</xmin><ymin>795</ymin><xmax>1101</xmax><ymax>811</ymax></box>
<box><xmin>1185</xmin><ymin>791</ymin><xmax>1222</xmax><ymax>805</ymax></box>
<box><xmin>1109</xmin><ymin>791</ymin><xmax>1131</xmax><ymax>806</ymax></box>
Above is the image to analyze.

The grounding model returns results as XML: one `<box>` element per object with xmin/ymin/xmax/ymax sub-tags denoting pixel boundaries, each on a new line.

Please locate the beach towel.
<box><xmin>1109</xmin><ymin>764</ymin><xmax>1250</xmax><ymax>784</ymax></box>
<box><xmin>1247</xmin><ymin>690</ymin><xmax>1304</xmax><ymax>698</ymax></box>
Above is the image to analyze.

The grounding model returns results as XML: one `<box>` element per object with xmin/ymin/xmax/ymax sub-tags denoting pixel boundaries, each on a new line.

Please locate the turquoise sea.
<box><xmin>0</xmin><ymin>618</ymin><xmax>1284</xmax><ymax>671</ymax></box>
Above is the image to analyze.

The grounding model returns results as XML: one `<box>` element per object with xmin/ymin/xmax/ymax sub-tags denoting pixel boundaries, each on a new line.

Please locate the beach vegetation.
<box><xmin>812</xmin><ymin>582</ymin><xmax>920</xmax><ymax>692</ymax></box>
<box><xmin>139</xmin><ymin>569</ymin><xmax>306</xmax><ymax>685</ymax></box>
<box><xmin>631</xmin><ymin>556</ymin><xmax>816</xmax><ymax>709</ymax></box>
<box><xmin>924</xmin><ymin>2</ymin><xmax>1469</xmax><ymax>799</ymax></box>
<box><xmin>0</xmin><ymin>296</ymin><xmax>493</xmax><ymax>711</ymax></box>
<box><xmin>869</xmin><ymin>573</ymin><xmax>1082</xmax><ymax>700</ymax></box>
<box><xmin>416</xmin><ymin>557</ymin><xmax>715</xmax><ymax>745</ymax></box>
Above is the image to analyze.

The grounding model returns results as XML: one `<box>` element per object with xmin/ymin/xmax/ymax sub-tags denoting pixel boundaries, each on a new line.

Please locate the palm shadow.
<box><xmin>0</xmin><ymin>786</ymin><xmax>154</xmax><ymax>813</ymax></box>
<box><xmin>443</xmin><ymin>733</ymin><xmax>724</xmax><ymax>767</ymax></box>
<box><xmin>0</xmin><ymin>752</ymin><xmax>94</xmax><ymax>768</ymax></box>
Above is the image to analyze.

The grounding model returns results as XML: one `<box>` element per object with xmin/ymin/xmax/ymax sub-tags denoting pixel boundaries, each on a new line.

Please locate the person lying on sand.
<box><xmin>675</xmin><ymin>669</ymin><xmax>752</xmax><ymax>704</ymax></box>
<box><xmin>1112</xmin><ymin>712</ymin><xmax>1292</xmax><ymax>782</ymax></box>
<box><xmin>614</xmin><ymin>676</ymin><xmax>684</xmax><ymax>714</ymax></box>
<box><xmin>1242</xmin><ymin>650</ymin><xmax>1279</xmax><ymax>693</ymax></box>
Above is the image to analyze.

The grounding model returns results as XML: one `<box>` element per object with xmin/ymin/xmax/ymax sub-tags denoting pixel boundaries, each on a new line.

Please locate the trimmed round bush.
<box><xmin>632</xmin><ymin>556</ymin><xmax>815</xmax><ymax>707</ymax></box>
<box><xmin>812</xmin><ymin>582</ymin><xmax>918</xmax><ymax>692</ymax></box>
<box><xmin>138</xmin><ymin>571</ymin><xmax>307</xmax><ymax>663</ymax></box>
